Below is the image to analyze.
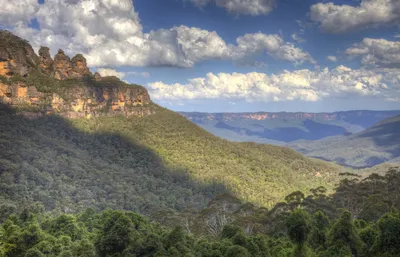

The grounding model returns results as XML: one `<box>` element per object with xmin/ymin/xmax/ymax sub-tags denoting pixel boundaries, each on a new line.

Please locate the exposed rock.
<box><xmin>0</xmin><ymin>30</ymin><xmax>155</xmax><ymax>119</ymax></box>
<box><xmin>0</xmin><ymin>80</ymin><xmax>154</xmax><ymax>118</ymax></box>
<box><xmin>38</xmin><ymin>46</ymin><xmax>54</xmax><ymax>74</ymax></box>
<box><xmin>0</xmin><ymin>81</ymin><xmax>43</xmax><ymax>106</ymax></box>
<box><xmin>0</xmin><ymin>30</ymin><xmax>39</xmax><ymax>77</ymax></box>
<box><xmin>53</xmin><ymin>49</ymin><xmax>73</xmax><ymax>80</ymax></box>
<box><xmin>94</xmin><ymin>72</ymin><xmax>102</xmax><ymax>81</ymax></box>
<box><xmin>71</xmin><ymin>54</ymin><xmax>92</xmax><ymax>78</ymax></box>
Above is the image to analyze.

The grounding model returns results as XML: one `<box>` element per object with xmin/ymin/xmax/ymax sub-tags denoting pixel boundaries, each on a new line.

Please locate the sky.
<box><xmin>1</xmin><ymin>0</ymin><xmax>400</xmax><ymax>112</ymax></box>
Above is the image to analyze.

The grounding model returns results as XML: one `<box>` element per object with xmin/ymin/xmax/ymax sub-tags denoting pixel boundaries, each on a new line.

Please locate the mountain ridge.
<box><xmin>288</xmin><ymin>114</ymin><xmax>400</xmax><ymax>168</ymax></box>
<box><xmin>180</xmin><ymin>110</ymin><xmax>400</xmax><ymax>144</ymax></box>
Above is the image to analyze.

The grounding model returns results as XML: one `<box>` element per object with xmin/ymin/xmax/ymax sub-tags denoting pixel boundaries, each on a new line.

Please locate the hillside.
<box><xmin>180</xmin><ymin>110</ymin><xmax>400</xmax><ymax>145</ymax></box>
<box><xmin>288</xmin><ymin>115</ymin><xmax>400</xmax><ymax>168</ymax></box>
<box><xmin>0</xmin><ymin>30</ymin><xmax>343</xmax><ymax>215</ymax></box>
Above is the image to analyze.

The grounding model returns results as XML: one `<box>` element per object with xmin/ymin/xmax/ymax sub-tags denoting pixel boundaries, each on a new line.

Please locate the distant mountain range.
<box><xmin>288</xmin><ymin>115</ymin><xmax>400</xmax><ymax>168</ymax></box>
<box><xmin>180</xmin><ymin>110</ymin><xmax>400</xmax><ymax>145</ymax></box>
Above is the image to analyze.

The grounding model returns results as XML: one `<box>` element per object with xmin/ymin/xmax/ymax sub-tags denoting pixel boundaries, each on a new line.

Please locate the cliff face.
<box><xmin>0</xmin><ymin>30</ymin><xmax>154</xmax><ymax>118</ymax></box>
<box><xmin>180</xmin><ymin>111</ymin><xmax>400</xmax><ymax>124</ymax></box>
<box><xmin>0</xmin><ymin>31</ymin><xmax>39</xmax><ymax>77</ymax></box>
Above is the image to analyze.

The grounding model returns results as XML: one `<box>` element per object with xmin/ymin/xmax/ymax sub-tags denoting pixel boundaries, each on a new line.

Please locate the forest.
<box><xmin>1</xmin><ymin>168</ymin><xmax>399</xmax><ymax>257</ymax></box>
<box><xmin>0</xmin><ymin>103</ymin><xmax>342</xmax><ymax>216</ymax></box>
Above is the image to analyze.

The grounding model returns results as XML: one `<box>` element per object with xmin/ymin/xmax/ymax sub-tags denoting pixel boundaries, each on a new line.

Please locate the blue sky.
<box><xmin>1</xmin><ymin>0</ymin><xmax>400</xmax><ymax>112</ymax></box>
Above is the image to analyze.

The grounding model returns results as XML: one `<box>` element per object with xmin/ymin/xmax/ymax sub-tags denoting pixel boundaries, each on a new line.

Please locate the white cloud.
<box><xmin>97</xmin><ymin>68</ymin><xmax>125</xmax><ymax>79</ymax></box>
<box><xmin>310</xmin><ymin>0</ymin><xmax>400</xmax><ymax>33</ymax></box>
<box><xmin>189</xmin><ymin>0</ymin><xmax>275</xmax><ymax>16</ymax></box>
<box><xmin>327</xmin><ymin>56</ymin><xmax>337</xmax><ymax>62</ymax></box>
<box><xmin>0</xmin><ymin>0</ymin><xmax>39</xmax><ymax>27</ymax></box>
<box><xmin>291</xmin><ymin>33</ymin><xmax>305</xmax><ymax>43</ymax></box>
<box><xmin>230</xmin><ymin>33</ymin><xmax>314</xmax><ymax>65</ymax></box>
<box><xmin>345</xmin><ymin>38</ymin><xmax>400</xmax><ymax>68</ymax></box>
<box><xmin>10</xmin><ymin>0</ymin><xmax>311</xmax><ymax>68</ymax></box>
<box><xmin>147</xmin><ymin>66</ymin><xmax>399</xmax><ymax>102</ymax></box>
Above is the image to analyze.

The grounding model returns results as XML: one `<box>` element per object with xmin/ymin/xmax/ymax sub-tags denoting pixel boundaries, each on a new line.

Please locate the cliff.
<box><xmin>180</xmin><ymin>110</ymin><xmax>400</xmax><ymax>126</ymax></box>
<box><xmin>0</xmin><ymin>30</ymin><xmax>154</xmax><ymax>118</ymax></box>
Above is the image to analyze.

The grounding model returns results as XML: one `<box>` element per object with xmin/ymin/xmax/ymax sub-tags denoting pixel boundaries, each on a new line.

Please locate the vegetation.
<box><xmin>1</xmin><ymin>169</ymin><xmax>400</xmax><ymax>257</ymax></box>
<box><xmin>0</xmin><ymin>71</ymin><xmax>145</xmax><ymax>96</ymax></box>
<box><xmin>0</xmin><ymin>103</ymin><xmax>342</xmax><ymax>217</ymax></box>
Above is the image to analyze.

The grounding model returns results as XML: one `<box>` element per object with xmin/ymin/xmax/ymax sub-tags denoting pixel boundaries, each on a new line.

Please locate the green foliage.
<box><xmin>374</xmin><ymin>211</ymin><xmax>400</xmax><ymax>256</ymax></box>
<box><xmin>327</xmin><ymin>211</ymin><xmax>362</xmax><ymax>256</ymax></box>
<box><xmin>308</xmin><ymin>210</ymin><xmax>329</xmax><ymax>250</ymax></box>
<box><xmin>224</xmin><ymin>245</ymin><xmax>250</xmax><ymax>257</ymax></box>
<box><xmin>0</xmin><ymin>103</ymin><xmax>341</xmax><ymax>216</ymax></box>
<box><xmin>286</xmin><ymin>209</ymin><xmax>311</xmax><ymax>245</ymax></box>
<box><xmin>286</xmin><ymin>209</ymin><xmax>313</xmax><ymax>257</ymax></box>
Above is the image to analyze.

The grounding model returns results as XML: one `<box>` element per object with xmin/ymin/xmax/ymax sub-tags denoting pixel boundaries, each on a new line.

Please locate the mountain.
<box><xmin>180</xmin><ymin>110</ymin><xmax>400</xmax><ymax>145</ymax></box>
<box><xmin>0</xmin><ymin>30</ymin><xmax>342</xmax><ymax>215</ymax></box>
<box><xmin>288</xmin><ymin>115</ymin><xmax>400</xmax><ymax>168</ymax></box>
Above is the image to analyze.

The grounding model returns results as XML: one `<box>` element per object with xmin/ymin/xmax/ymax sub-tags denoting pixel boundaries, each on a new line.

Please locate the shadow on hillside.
<box><xmin>0</xmin><ymin>104</ymin><xmax>230</xmax><ymax>215</ymax></box>
<box><xmin>355</xmin><ymin>116</ymin><xmax>400</xmax><ymax>159</ymax></box>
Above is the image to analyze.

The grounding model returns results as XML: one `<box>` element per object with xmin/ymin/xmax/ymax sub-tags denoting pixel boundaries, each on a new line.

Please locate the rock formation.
<box><xmin>71</xmin><ymin>54</ymin><xmax>92</xmax><ymax>78</ymax></box>
<box><xmin>38</xmin><ymin>46</ymin><xmax>54</xmax><ymax>74</ymax></box>
<box><xmin>53</xmin><ymin>49</ymin><xmax>74</xmax><ymax>80</ymax></box>
<box><xmin>0</xmin><ymin>30</ymin><xmax>39</xmax><ymax>77</ymax></box>
<box><xmin>0</xmin><ymin>30</ymin><xmax>155</xmax><ymax>119</ymax></box>
<box><xmin>94</xmin><ymin>72</ymin><xmax>102</xmax><ymax>81</ymax></box>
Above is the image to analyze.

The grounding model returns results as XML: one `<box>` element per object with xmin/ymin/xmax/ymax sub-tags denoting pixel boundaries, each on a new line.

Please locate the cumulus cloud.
<box><xmin>97</xmin><ymin>68</ymin><xmax>126</xmax><ymax>79</ymax></box>
<box><xmin>345</xmin><ymin>38</ymin><xmax>400</xmax><ymax>68</ymax></box>
<box><xmin>188</xmin><ymin>0</ymin><xmax>275</xmax><ymax>16</ymax></box>
<box><xmin>147</xmin><ymin>66</ymin><xmax>399</xmax><ymax>102</ymax></box>
<box><xmin>310</xmin><ymin>0</ymin><xmax>400</xmax><ymax>33</ymax></box>
<box><xmin>0</xmin><ymin>0</ymin><xmax>40</xmax><ymax>27</ymax></box>
<box><xmin>230</xmin><ymin>33</ymin><xmax>314</xmax><ymax>65</ymax></box>
<box><xmin>9</xmin><ymin>0</ymin><xmax>311</xmax><ymax>68</ymax></box>
<box><xmin>9</xmin><ymin>0</ymin><xmax>310</xmax><ymax>68</ymax></box>
<box><xmin>327</xmin><ymin>56</ymin><xmax>337</xmax><ymax>62</ymax></box>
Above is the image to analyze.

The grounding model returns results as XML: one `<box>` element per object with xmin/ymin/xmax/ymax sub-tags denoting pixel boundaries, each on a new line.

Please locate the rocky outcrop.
<box><xmin>94</xmin><ymin>72</ymin><xmax>102</xmax><ymax>81</ymax></box>
<box><xmin>53</xmin><ymin>49</ymin><xmax>74</xmax><ymax>80</ymax></box>
<box><xmin>0</xmin><ymin>30</ymin><xmax>40</xmax><ymax>77</ymax></box>
<box><xmin>38</xmin><ymin>46</ymin><xmax>54</xmax><ymax>74</ymax></box>
<box><xmin>0</xmin><ymin>30</ymin><xmax>155</xmax><ymax>119</ymax></box>
<box><xmin>71</xmin><ymin>54</ymin><xmax>92</xmax><ymax>78</ymax></box>
<box><xmin>0</xmin><ymin>80</ymin><xmax>154</xmax><ymax>118</ymax></box>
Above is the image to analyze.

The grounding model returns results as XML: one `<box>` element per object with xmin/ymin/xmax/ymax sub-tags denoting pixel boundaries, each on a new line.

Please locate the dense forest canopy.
<box><xmin>0</xmin><ymin>103</ymin><xmax>342</xmax><ymax>216</ymax></box>
<box><xmin>1</xmin><ymin>168</ymin><xmax>400</xmax><ymax>257</ymax></box>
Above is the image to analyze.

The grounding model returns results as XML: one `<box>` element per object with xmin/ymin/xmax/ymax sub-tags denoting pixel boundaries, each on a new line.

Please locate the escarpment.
<box><xmin>0</xmin><ymin>30</ymin><xmax>155</xmax><ymax>118</ymax></box>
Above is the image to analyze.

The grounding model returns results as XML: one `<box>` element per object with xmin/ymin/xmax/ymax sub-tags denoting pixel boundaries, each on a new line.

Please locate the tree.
<box><xmin>224</xmin><ymin>245</ymin><xmax>250</xmax><ymax>257</ymax></box>
<box><xmin>327</xmin><ymin>211</ymin><xmax>362</xmax><ymax>256</ymax></box>
<box><xmin>375</xmin><ymin>211</ymin><xmax>400</xmax><ymax>256</ymax></box>
<box><xmin>95</xmin><ymin>211</ymin><xmax>134</xmax><ymax>257</ymax></box>
<box><xmin>286</xmin><ymin>209</ymin><xmax>312</xmax><ymax>257</ymax></box>
<box><xmin>308</xmin><ymin>210</ymin><xmax>330</xmax><ymax>250</ymax></box>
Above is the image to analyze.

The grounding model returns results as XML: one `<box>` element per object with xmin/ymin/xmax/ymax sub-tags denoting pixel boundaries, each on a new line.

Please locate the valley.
<box><xmin>1</xmin><ymin>2</ymin><xmax>400</xmax><ymax>254</ymax></box>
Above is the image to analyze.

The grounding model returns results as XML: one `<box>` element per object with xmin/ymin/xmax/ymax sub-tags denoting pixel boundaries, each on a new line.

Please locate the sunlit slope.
<box><xmin>0</xmin><ymin>104</ymin><xmax>342</xmax><ymax>215</ymax></box>
<box><xmin>72</xmin><ymin>107</ymin><xmax>342</xmax><ymax>207</ymax></box>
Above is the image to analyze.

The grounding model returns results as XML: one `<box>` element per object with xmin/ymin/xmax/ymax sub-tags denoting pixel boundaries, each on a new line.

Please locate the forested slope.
<box><xmin>0</xmin><ymin>103</ymin><xmax>342</xmax><ymax>216</ymax></box>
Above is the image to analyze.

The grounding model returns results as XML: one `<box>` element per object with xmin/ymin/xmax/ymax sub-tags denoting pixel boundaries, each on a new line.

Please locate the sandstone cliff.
<box><xmin>180</xmin><ymin>111</ymin><xmax>400</xmax><ymax>124</ymax></box>
<box><xmin>0</xmin><ymin>30</ymin><xmax>155</xmax><ymax>118</ymax></box>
